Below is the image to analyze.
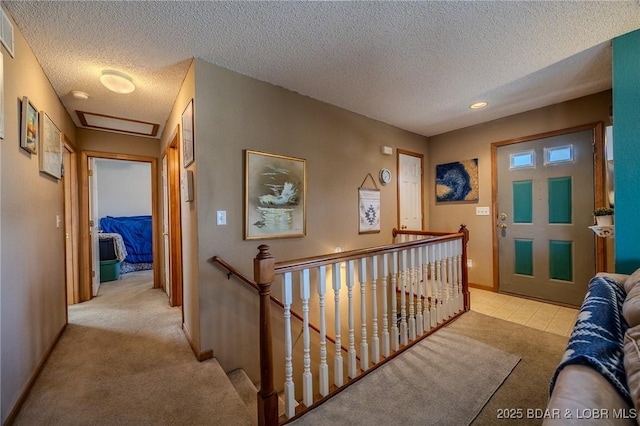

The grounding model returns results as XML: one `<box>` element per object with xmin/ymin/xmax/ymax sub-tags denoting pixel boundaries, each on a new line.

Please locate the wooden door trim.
<box><xmin>80</xmin><ymin>151</ymin><xmax>160</xmax><ymax>300</ymax></box>
<box><xmin>396</xmin><ymin>149</ymin><xmax>425</xmax><ymax>230</ymax></box>
<box><xmin>63</xmin><ymin>136</ymin><xmax>80</xmax><ymax>308</ymax></box>
<box><xmin>490</xmin><ymin>122</ymin><xmax>605</xmax><ymax>292</ymax></box>
<box><xmin>165</xmin><ymin>125</ymin><xmax>183</xmax><ymax>307</ymax></box>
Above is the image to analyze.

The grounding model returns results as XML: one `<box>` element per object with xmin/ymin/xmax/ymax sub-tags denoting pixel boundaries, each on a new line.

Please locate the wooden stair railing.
<box><xmin>250</xmin><ymin>225</ymin><xmax>469</xmax><ymax>425</ymax></box>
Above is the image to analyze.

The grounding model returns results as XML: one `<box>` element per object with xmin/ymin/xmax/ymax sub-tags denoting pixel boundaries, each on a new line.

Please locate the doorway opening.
<box><xmin>80</xmin><ymin>151</ymin><xmax>160</xmax><ymax>302</ymax></box>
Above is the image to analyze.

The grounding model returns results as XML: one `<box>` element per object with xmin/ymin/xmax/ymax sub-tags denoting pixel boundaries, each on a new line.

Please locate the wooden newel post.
<box><xmin>254</xmin><ymin>245</ymin><xmax>279</xmax><ymax>426</ymax></box>
<box><xmin>458</xmin><ymin>224</ymin><xmax>471</xmax><ymax>311</ymax></box>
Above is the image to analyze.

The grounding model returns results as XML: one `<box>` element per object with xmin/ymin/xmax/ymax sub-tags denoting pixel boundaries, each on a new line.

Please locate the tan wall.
<box><xmin>0</xmin><ymin>7</ymin><xmax>77</xmax><ymax>422</ymax></box>
<box><xmin>428</xmin><ymin>90</ymin><xmax>612</xmax><ymax>289</ymax></box>
<box><xmin>159</xmin><ymin>60</ymin><xmax>198</xmax><ymax>351</ymax></box>
<box><xmin>192</xmin><ymin>59</ymin><xmax>428</xmax><ymax>382</ymax></box>
<box><xmin>77</xmin><ymin>128</ymin><xmax>160</xmax><ymax>158</ymax></box>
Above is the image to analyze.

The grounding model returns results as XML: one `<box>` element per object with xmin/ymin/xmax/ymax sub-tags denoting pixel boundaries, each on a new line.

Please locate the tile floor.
<box><xmin>468</xmin><ymin>287</ymin><xmax>579</xmax><ymax>337</ymax></box>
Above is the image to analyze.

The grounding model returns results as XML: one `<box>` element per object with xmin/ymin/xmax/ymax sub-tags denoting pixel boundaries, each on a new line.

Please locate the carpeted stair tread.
<box><xmin>228</xmin><ymin>368</ymin><xmax>259</xmax><ymax>425</ymax></box>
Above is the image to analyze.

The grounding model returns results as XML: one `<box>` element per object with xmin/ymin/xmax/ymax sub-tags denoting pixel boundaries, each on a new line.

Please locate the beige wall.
<box><xmin>1</xmin><ymin>7</ymin><xmax>77</xmax><ymax>422</ymax></box>
<box><xmin>159</xmin><ymin>60</ymin><xmax>198</xmax><ymax>351</ymax></box>
<box><xmin>190</xmin><ymin>59</ymin><xmax>428</xmax><ymax>382</ymax></box>
<box><xmin>428</xmin><ymin>90</ymin><xmax>612</xmax><ymax>289</ymax></box>
<box><xmin>77</xmin><ymin>128</ymin><xmax>160</xmax><ymax>158</ymax></box>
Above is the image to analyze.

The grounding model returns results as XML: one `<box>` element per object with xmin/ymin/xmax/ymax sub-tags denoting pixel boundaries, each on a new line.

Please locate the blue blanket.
<box><xmin>550</xmin><ymin>276</ymin><xmax>631</xmax><ymax>405</ymax></box>
<box><xmin>99</xmin><ymin>216</ymin><xmax>153</xmax><ymax>263</ymax></box>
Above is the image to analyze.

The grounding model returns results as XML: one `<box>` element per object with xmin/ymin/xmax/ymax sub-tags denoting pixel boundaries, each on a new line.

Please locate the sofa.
<box><xmin>545</xmin><ymin>271</ymin><xmax>640</xmax><ymax>425</ymax></box>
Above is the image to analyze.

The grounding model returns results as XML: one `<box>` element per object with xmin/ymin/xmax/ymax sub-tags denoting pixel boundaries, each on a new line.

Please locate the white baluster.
<box><xmin>371</xmin><ymin>255</ymin><xmax>380</xmax><ymax>363</ymax></box>
<box><xmin>422</xmin><ymin>244</ymin><xmax>431</xmax><ymax>331</ymax></box>
<box><xmin>399</xmin><ymin>250</ymin><xmax>408</xmax><ymax>346</ymax></box>
<box><xmin>391</xmin><ymin>252</ymin><xmax>399</xmax><ymax>351</ymax></box>
<box><xmin>300</xmin><ymin>269</ymin><xmax>313</xmax><ymax>407</ymax></box>
<box><xmin>283</xmin><ymin>272</ymin><xmax>296</xmax><ymax>418</ymax></box>
<box><xmin>358</xmin><ymin>258</ymin><xmax>369</xmax><ymax>370</ymax></box>
<box><xmin>443</xmin><ymin>241</ymin><xmax>449</xmax><ymax>318</ymax></box>
<box><xmin>381</xmin><ymin>254</ymin><xmax>390</xmax><ymax>357</ymax></box>
<box><xmin>408</xmin><ymin>248</ymin><xmax>416</xmax><ymax>341</ymax></box>
<box><xmin>436</xmin><ymin>243</ymin><xmax>444</xmax><ymax>323</ymax></box>
<box><xmin>430</xmin><ymin>245</ymin><xmax>438</xmax><ymax>326</ymax></box>
<box><xmin>346</xmin><ymin>260</ymin><xmax>357</xmax><ymax>379</ymax></box>
<box><xmin>332</xmin><ymin>263</ymin><xmax>343</xmax><ymax>387</ymax></box>
<box><xmin>415</xmin><ymin>247</ymin><xmax>424</xmax><ymax>336</ymax></box>
<box><xmin>317</xmin><ymin>266</ymin><xmax>329</xmax><ymax>397</ymax></box>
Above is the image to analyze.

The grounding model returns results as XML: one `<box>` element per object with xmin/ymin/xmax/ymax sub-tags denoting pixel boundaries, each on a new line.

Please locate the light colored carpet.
<box><xmin>13</xmin><ymin>271</ymin><xmax>252</xmax><ymax>426</ymax></box>
<box><xmin>290</xmin><ymin>326</ymin><xmax>521</xmax><ymax>426</ymax></box>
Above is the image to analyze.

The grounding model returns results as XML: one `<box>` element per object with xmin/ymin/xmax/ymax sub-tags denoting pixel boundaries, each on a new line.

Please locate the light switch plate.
<box><xmin>476</xmin><ymin>207</ymin><xmax>490</xmax><ymax>216</ymax></box>
<box><xmin>217</xmin><ymin>210</ymin><xmax>227</xmax><ymax>225</ymax></box>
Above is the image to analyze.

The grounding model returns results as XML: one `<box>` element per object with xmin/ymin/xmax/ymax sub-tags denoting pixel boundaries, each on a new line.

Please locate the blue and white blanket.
<box><xmin>550</xmin><ymin>276</ymin><xmax>631</xmax><ymax>405</ymax></box>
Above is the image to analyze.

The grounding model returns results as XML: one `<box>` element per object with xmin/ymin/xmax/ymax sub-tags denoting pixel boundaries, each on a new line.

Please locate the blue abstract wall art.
<box><xmin>435</xmin><ymin>158</ymin><xmax>479</xmax><ymax>202</ymax></box>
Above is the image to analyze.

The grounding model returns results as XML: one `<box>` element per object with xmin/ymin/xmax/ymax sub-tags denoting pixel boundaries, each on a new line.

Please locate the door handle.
<box><xmin>499</xmin><ymin>213</ymin><xmax>507</xmax><ymax>221</ymax></box>
<box><xmin>498</xmin><ymin>223</ymin><xmax>507</xmax><ymax>230</ymax></box>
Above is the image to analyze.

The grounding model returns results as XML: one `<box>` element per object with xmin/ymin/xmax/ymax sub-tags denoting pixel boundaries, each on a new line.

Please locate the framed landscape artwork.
<box><xmin>245</xmin><ymin>150</ymin><xmax>306</xmax><ymax>240</ymax></box>
<box><xmin>435</xmin><ymin>158</ymin><xmax>479</xmax><ymax>202</ymax></box>
<box><xmin>182</xmin><ymin>99</ymin><xmax>194</xmax><ymax>168</ymax></box>
<box><xmin>39</xmin><ymin>111</ymin><xmax>62</xmax><ymax>179</ymax></box>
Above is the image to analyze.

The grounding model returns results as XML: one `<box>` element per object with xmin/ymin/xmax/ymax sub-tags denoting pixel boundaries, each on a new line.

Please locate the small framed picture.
<box><xmin>182</xmin><ymin>99</ymin><xmax>194</xmax><ymax>168</ymax></box>
<box><xmin>20</xmin><ymin>96</ymin><xmax>39</xmax><ymax>154</ymax></box>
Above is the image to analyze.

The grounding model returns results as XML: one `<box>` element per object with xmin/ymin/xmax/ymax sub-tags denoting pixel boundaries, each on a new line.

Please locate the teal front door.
<box><xmin>496</xmin><ymin>129</ymin><xmax>596</xmax><ymax>306</ymax></box>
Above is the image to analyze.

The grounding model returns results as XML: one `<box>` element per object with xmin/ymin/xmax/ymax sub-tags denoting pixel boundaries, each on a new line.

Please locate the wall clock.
<box><xmin>379</xmin><ymin>168</ymin><xmax>392</xmax><ymax>186</ymax></box>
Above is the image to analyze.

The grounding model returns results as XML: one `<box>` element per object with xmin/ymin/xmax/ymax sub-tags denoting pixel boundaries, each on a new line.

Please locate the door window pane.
<box><xmin>510</xmin><ymin>150</ymin><xmax>535</xmax><ymax>169</ymax></box>
<box><xmin>544</xmin><ymin>145</ymin><xmax>574</xmax><ymax>165</ymax></box>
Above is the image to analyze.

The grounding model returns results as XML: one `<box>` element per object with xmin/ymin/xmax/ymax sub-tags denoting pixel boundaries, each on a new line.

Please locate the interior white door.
<box><xmin>398</xmin><ymin>151</ymin><xmax>423</xmax><ymax>230</ymax></box>
<box><xmin>88</xmin><ymin>157</ymin><xmax>100</xmax><ymax>296</ymax></box>
<box><xmin>162</xmin><ymin>155</ymin><xmax>170</xmax><ymax>298</ymax></box>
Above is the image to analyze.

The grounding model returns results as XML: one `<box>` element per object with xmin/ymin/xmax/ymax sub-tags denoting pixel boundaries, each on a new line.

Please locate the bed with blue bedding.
<box><xmin>99</xmin><ymin>215</ymin><xmax>153</xmax><ymax>273</ymax></box>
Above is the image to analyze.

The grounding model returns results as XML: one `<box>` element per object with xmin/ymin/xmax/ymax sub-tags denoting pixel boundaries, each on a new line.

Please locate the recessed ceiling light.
<box><xmin>100</xmin><ymin>70</ymin><xmax>135</xmax><ymax>94</ymax></box>
<box><xmin>469</xmin><ymin>101</ymin><xmax>488</xmax><ymax>110</ymax></box>
<box><xmin>71</xmin><ymin>90</ymin><xmax>89</xmax><ymax>100</ymax></box>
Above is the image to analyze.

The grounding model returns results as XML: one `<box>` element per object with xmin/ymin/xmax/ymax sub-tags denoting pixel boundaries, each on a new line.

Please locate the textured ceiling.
<box><xmin>4</xmin><ymin>1</ymin><xmax>640</xmax><ymax>138</ymax></box>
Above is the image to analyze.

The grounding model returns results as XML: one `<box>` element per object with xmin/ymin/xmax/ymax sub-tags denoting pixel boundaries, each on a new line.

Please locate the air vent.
<box><xmin>0</xmin><ymin>7</ymin><xmax>14</xmax><ymax>57</ymax></box>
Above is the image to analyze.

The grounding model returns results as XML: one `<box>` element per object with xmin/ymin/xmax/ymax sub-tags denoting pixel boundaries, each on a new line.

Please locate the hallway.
<box><xmin>13</xmin><ymin>271</ymin><xmax>251</xmax><ymax>426</ymax></box>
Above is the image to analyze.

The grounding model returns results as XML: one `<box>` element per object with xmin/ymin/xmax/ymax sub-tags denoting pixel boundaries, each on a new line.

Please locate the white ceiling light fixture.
<box><xmin>71</xmin><ymin>90</ymin><xmax>89</xmax><ymax>100</ymax></box>
<box><xmin>469</xmin><ymin>101</ymin><xmax>488</xmax><ymax>110</ymax></box>
<box><xmin>100</xmin><ymin>70</ymin><xmax>135</xmax><ymax>94</ymax></box>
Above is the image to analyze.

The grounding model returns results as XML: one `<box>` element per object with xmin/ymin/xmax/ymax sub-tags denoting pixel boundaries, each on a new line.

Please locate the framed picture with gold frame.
<box><xmin>244</xmin><ymin>150</ymin><xmax>306</xmax><ymax>240</ymax></box>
